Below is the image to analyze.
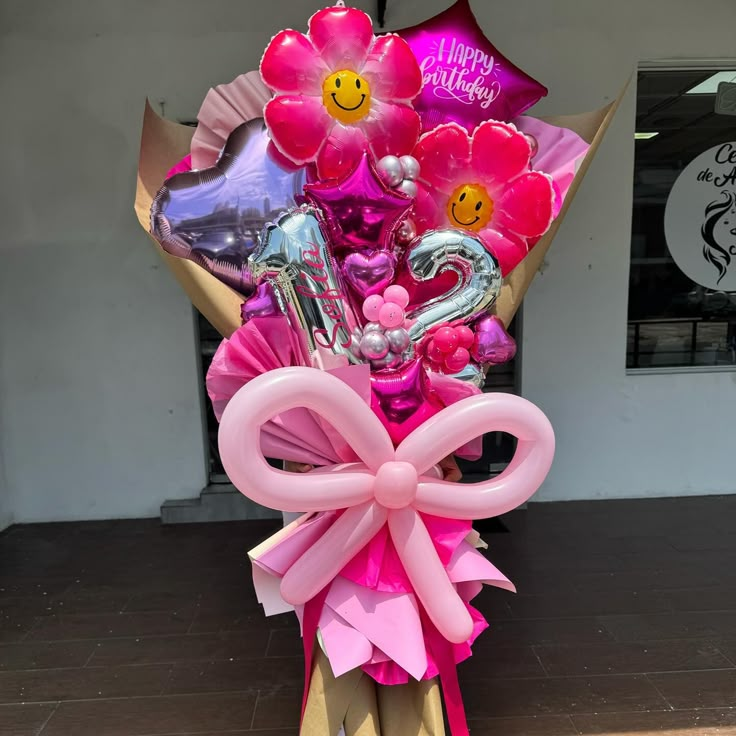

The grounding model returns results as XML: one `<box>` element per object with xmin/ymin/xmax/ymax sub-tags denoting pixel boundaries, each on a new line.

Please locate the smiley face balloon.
<box><xmin>322</xmin><ymin>70</ymin><xmax>372</xmax><ymax>124</ymax></box>
<box><xmin>447</xmin><ymin>183</ymin><xmax>493</xmax><ymax>231</ymax></box>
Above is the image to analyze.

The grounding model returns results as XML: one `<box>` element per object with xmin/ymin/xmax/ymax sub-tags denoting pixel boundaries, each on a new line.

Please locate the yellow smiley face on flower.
<box><xmin>447</xmin><ymin>183</ymin><xmax>493</xmax><ymax>231</ymax></box>
<box><xmin>322</xmin><ymin>70</ymin><xmax>371</xmax><ymax>124</ymax></box>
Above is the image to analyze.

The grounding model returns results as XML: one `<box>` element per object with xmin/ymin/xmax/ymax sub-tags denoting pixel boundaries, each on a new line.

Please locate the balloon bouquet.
<box><xmin>143</xmin><ymin>1</ymin><xmax>617</xmax><ymax>733</ymax></box>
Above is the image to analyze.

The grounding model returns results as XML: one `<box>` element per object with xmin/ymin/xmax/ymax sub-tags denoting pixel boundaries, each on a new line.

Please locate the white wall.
<box><xmin>494</xmin><ymin>1</ymin><xmax>736</xmax><ymax>501</ymax></box>
<box><xmin>0</xmin><ymin>397</ymin><xmax>13</xmax><ymax>530</ymax></box>
<box><xmin>0</xmin><ymin>0</ymin><xmax>734</xmax><ymax>524</ymax></box>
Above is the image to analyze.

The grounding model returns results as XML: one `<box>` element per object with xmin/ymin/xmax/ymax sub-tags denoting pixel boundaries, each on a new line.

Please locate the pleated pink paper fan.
<box><xmin>191</xmin><ymin>70</ymin><xmax>273</xmax><ymax>169</ymax></box>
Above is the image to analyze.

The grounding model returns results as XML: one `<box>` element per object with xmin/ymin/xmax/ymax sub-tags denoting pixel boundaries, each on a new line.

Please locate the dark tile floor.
<box><xmin>2</xmin><ymin>496</ymin><xmax>736</xmax><ymax>735</ymax></box>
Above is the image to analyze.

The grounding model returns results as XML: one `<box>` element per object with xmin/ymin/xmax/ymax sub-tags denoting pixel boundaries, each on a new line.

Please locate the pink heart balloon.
<box><xmin>471</xmin><ymin>315</ymin><xmax>517</xmax><ymax>365</ymax></box>
<box><xmin>240</xmin><ymin>283</ymin><xmax>280</xmax><ymax>322</ymax></box>
<box><xmin>343</xmin><ymin>250</ymin><xmax>397</xmax><ymax>298</ymax></box>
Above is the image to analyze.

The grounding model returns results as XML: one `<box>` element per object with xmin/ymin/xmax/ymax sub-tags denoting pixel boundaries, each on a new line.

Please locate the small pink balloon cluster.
<box><xmin>355</xmin><ymin>286</ymin><xmax>413</xmax><ymax>369</ymax></box>
<box><xmin>419</xmin><ymin>324</ymin><xmax>475</xmax><ymax>374</ymax></box>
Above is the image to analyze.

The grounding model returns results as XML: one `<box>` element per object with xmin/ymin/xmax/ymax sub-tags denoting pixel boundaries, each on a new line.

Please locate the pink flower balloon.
<box><xmin>260</xmin><ymin>5</ymin><xmax>423</xmax><ymax>180</ymax></box>
<box><xmin>413</xmin><ymin>120</ymin><xmax>555</xmax><ymax>275</ymax></box>
<box><xmin>218</xmin><ymin>366</ymin><xmax>555</xmax><ymax>644</ymax></box>
<box><xmin>395</xmin><ymin>0</ymin><xmax>547</xmax><ymax>131</ymax></box>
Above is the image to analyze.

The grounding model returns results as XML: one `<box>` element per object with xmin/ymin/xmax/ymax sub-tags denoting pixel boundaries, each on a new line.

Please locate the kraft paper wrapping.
<box><xmin>302</xmin><ymin>647</ymin><xmax>446</xmax><ymax>736</ymax></box>
<box><xmin>135</xmin><ymin>102</ymin><xmax>244</xmax><ymax>337</ymax></box>
<box><xmin>135</xmin><ymin>82</ymin><xmax>627</xmax><ymax>337</ymax></box>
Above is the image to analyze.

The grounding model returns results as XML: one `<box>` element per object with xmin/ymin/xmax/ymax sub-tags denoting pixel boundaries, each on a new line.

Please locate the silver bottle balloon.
<box><xmin>248</xmin><ymin>207</ymin><xmax>362</xmax><ymax>363</ymax></box>
<box><xmin>444</xmin><ymin>362</ymin><xmax>486</xmax><ymax>388</ymax></box>
<box><xmin>403</xmin><ymin>229</ymin><xmax>502</xmax><ymax>343</ymax></box>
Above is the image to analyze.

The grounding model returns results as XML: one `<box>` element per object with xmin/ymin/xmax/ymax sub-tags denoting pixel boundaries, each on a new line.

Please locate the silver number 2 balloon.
<box><xmin>248</xmin><ymin>207</ymin><xmax>361</xmax><ymax>363</ymax></box>
<box><xmin>403</xmin><ymin>229</ymin><xmax>503</xmax><ymax>342</ymax></box>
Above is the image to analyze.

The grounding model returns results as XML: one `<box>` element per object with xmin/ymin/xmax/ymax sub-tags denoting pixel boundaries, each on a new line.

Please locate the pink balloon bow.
<box><xmin>219</xmin><ymin>366</ymin><xmax>554</xmax><ymax>645</ymax></box>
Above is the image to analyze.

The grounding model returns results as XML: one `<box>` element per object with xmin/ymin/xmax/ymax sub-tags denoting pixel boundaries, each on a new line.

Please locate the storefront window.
<box><xmin>628</xmin><ymin>68</ymin><xmax>736</xmax><ymax>371</ymax></box>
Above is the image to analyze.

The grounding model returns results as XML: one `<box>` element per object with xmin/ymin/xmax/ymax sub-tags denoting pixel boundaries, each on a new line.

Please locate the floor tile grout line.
<box><xmin>643</xmin><ymin>672</ymin><xmax>677</xmax><ymax>711</ymax></box>
<box><xmin>264</xmin><ymin>629</ymin><xmax>275</xmax><ymax>658</ymax></box>
<box><xmin>488</xmin><ymin>663</ymin><xmax>736</xmax><ymax>678</ymax></box>
<box><xmin>0</xmin><ymin>652</ymin><xmax>304</xmax><ymax>672</ymax></box>
<box><xmin>250</xmin><ymin>689</ymin><xmax>260</xmax><ymax>730</ymax></box>
<box><xmin>35</xmin><ymin>700</ymin><xmax>61</xmax><ymax>736</ymax></box>
<box><xmin>566</xmin><ymin>712</ymin><xmax>583</xmax><ymax>735</ymax></box>
<box><xmin>0</xmin><ymin>689</ymin><xmax>274</xmax><ymax>707</ymax></box>
<box><xmin>118</xmin><ymin>593</ymin><xmax>137</xmax><ymax>614</ymax></box>
<box><xmin>710</xmin><ymin>640</ymin><xmax>736</xmax><ymax>668</ymax></box>
<box><xmin>529</xmin><ymin>645</ymin><xmax>550</xmax><ymax>677</ymax></box>
<box><xmin>0</xmin><ymin>661</ymin><xmax>195</xmax><ymax>673</ymax></box>
<box><xmin>82</xmin><ymin>642</ymin><xmax>100</xmax><ymax>668</ymax></box>
<box><xmin>161</xmin><ymin>663</ymin><xmax>176</xmax><ymax>697</ymax></box>
<box><xmin>0</xmin><ymin>630</ymin><xmax>261</xmax><ymax>645</ymax></box>
<box><xmin>186</xmin><ymin>612</ymin><xmax>198</xmax><ymax>635</ymax></box>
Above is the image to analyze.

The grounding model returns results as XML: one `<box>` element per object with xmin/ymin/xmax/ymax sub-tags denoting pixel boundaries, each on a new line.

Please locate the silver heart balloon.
<box><xmin>151</xmin><ymin>118</ymin><xmax>305</xmax><ymax>296</ymax></box>
<box><xmin>402</xmin><ymin>229</ymin><xmax>503</xmax><ymax>342</ymax></box>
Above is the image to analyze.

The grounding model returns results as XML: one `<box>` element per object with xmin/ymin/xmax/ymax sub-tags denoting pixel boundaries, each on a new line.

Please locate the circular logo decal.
<box><xmin>664</xmin><ymin>142</ymin><xmax>736</xmax><ymax>292</ymax></box>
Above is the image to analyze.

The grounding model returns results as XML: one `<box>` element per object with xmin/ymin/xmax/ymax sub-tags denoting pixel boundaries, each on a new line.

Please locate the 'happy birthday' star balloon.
<box><xmin>395</xmin><ymin>0</ymin><xmax>547</xmax><ymax>131</ymax></box>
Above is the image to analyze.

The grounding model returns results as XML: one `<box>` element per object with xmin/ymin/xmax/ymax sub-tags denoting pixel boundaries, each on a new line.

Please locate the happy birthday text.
<box><xmin>419</xmin><ymin>36</ymin><xmax>500</xmax><ymax>108</ymax></box>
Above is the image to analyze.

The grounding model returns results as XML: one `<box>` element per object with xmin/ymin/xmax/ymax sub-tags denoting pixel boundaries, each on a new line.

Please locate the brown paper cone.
<box><xmin>135</xmin><ymin>82</ymin><xmax>627</xmax><ymax>338</ymax></box>
<box><xmin>135</xmin><ymin>101</ymin><xmax>244</xmax><ymax>337</ymax></box>
<box><xmin>302</xmin><ymin>647</ymin><xmax>445</xmax><ymax>736</ymax></box>
<box><xmin>493</xmin><ymin>79</ymin><xmax>630</xmax><ymax>326</ymax></box>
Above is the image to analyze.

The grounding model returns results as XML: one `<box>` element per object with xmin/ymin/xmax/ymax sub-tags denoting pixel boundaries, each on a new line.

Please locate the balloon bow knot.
<box><xmin>218</xmin><ymin>366</ymin><xmax>555</xmax><ymax>645</ymax></box>
<box><xmin>373</xmin><ymin>461</ymin><xmax>418</xmax><ymax>509</ymax></box>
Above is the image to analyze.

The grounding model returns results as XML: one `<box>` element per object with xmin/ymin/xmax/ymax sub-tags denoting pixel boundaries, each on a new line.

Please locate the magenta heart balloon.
<box><xmin>241</xmin><ymin>283</ymin><xmax>280</xmax><ymax>322</ymax></box>
<box><xmin>472</xmin><ymin>315</ymin><xmax>517</xmax><ymax>365</ymax></box>
<box><xmin>342</xmin><ymin>250</ymin><xmax>397</xmax><ymax>298</ymax></box>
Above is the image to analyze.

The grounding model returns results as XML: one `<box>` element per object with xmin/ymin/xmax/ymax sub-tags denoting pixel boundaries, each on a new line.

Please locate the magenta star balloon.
<box><xmin>370</xmin><ymin>359</ymin><xmax>445</xmax><ymax>445</ymax></box>
<box><xmin>395</xmin><ymin>0</ymin><xmax>548</xmax><ymax>131</ymax></box>
<box><xmin>304</xmin><ymin>152</ymin><xmax>412</xmax><ymax>250</ymax></box>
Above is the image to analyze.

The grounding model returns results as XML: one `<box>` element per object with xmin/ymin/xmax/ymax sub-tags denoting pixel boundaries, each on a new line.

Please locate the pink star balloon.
<box><xmin>304</xmin><ymin>152</ymin><xmax>412</xmax><ymax>250</ymax></box>
<box><xmin>370</xmin><ymin>359</ymin><xmax>445</xmax><ymax>445</ymax></box>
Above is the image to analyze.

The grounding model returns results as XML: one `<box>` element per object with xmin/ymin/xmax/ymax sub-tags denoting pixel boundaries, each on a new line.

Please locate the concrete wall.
<box><xmin>0</xmin><ymin>399</ymin><xmax>12</xmax><ymax>530</ymax></box>
<box><xmin>0</xmin><ymin>0</ymin><xmax>734</xmax><ymax>524</ymax></box>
